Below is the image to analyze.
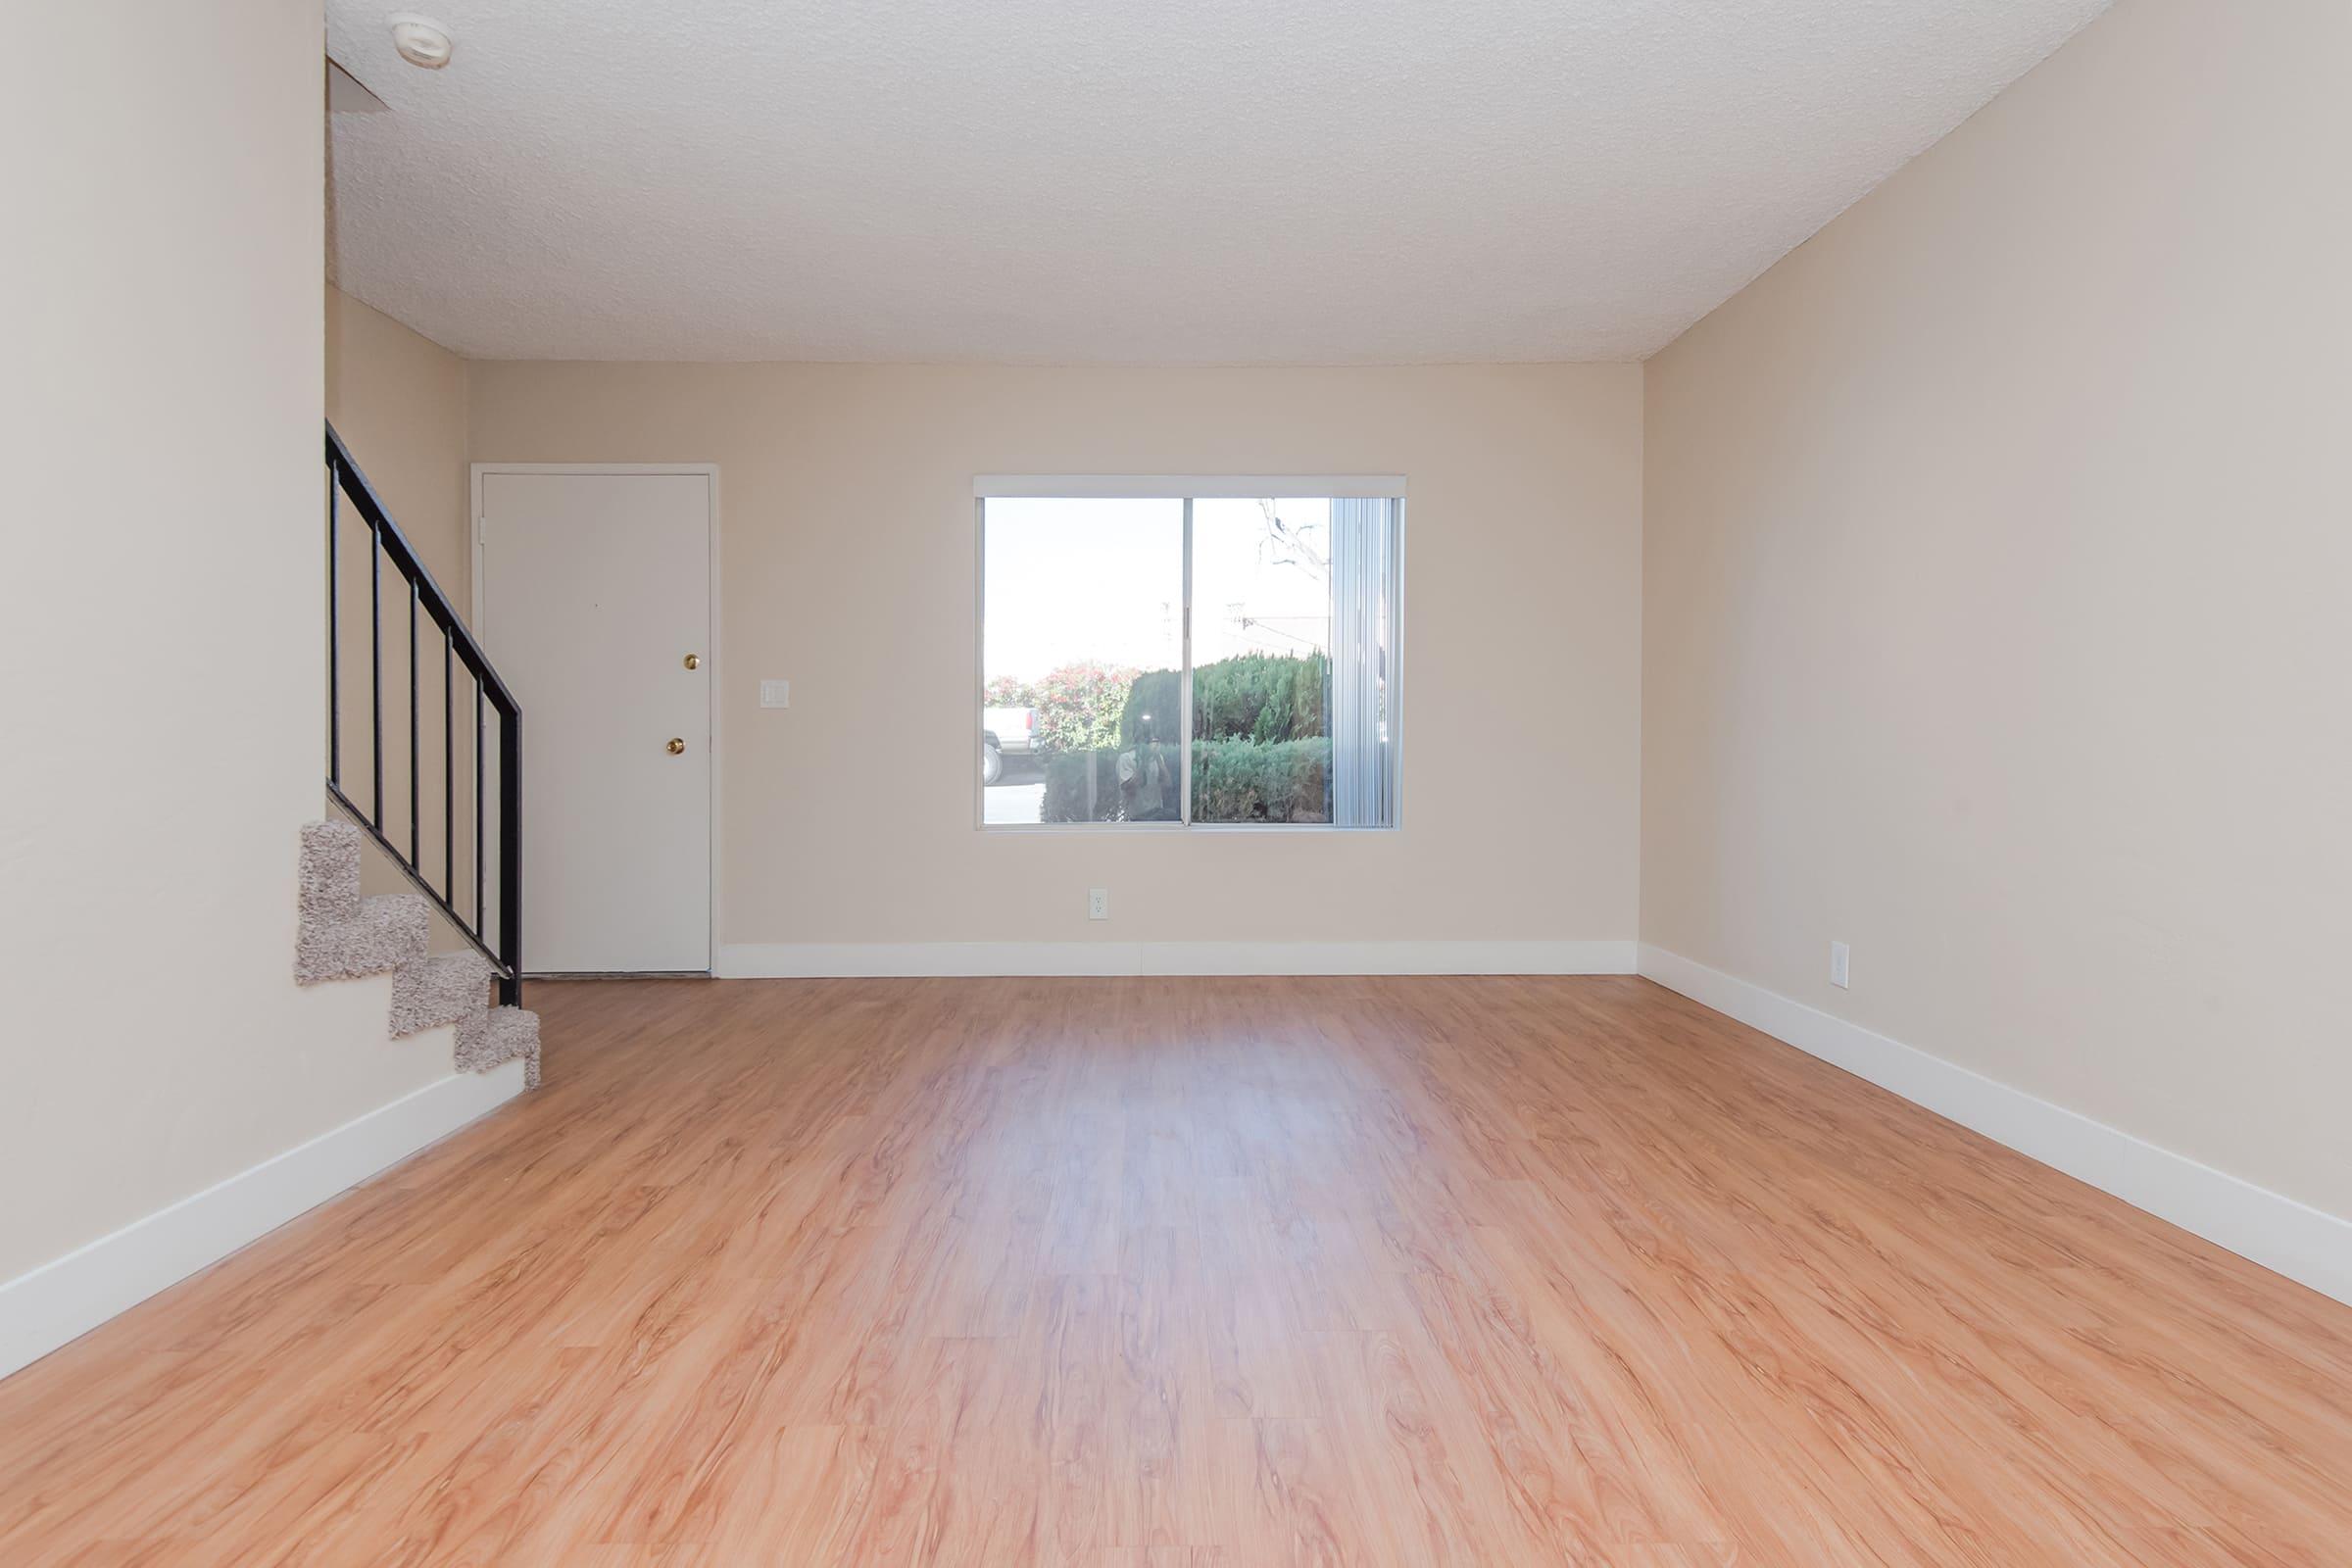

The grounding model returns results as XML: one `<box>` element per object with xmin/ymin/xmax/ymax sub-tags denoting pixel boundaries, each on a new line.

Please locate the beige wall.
<box><xmin>0</xmin><ymin>0</ymin><xmax>468</xmax><ymax>1287</ymax></box>
<box><xmin>325</xmin><ymin>286</ymin><xmax>477</xmax><ymax>945</ymax></box>
<box><xmin>327</xmin><ymin>285</ymin><xmax>470</xmax><ymax>587</ymax></box>
<box><xmin>467</xmin><ymin>363</ymin><xmax>1643</xmax><ymax>954</ymax></box>
<box><xmin>1642</xmin><ymin>0</ymin><xmax>2351</xmax><ymax>1216</ymax></box>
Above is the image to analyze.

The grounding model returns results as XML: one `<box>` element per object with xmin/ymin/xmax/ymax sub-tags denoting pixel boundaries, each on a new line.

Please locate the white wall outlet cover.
<box><xmin>760</xmin><ymin>679</ymin><xmax>790</xmax><ymax>709</ymax></box>
<box><xmin>1830</xmin><ymin>941</ymin><xmax>1851</xmax><ymax>990</ymax></box>
<box><xmin>1088</xmin><ymin>888</ymin><xmax>1109</xmax><ymax>920</ymax></box>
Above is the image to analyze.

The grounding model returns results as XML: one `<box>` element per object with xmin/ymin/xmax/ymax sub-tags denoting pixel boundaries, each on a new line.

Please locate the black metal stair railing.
<box><xmin>324</xmin><ymin>421</ymin><xmax>522</xmax><ymax>1007</ymax></box>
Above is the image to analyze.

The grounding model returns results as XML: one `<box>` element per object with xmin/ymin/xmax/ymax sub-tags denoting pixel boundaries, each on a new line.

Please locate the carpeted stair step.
<box><xmin>388</xmin><ymin>950</ymin><xmax>496</xmax><ymax>1038</ymax></box>
<box><xmin>296</xmin><ymin>891</ymin><xmax>430</xmax><ymax>984</ymax></box>
<box><xmin>294</xmin><ymin>819</ymin><xmax>429</xmax><ymax>983</ymax></box>
<box><xmin>297</xmin><ymin>820</ymin><xmax>365</xmax><ymax>924</ymax></box>
<box><xmin>456</xmin><ymin>1004</ymin><xmax>542</xmax><ymax>1089</ymax></box>
<box><xmin>296</xmin><ymin>817</ymin><xmax>544</xmax><ymax>1090</ymax></box>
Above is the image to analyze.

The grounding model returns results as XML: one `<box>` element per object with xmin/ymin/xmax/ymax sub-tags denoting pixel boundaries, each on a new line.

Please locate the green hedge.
<box><xmin>1120</xmin><ymin>653</ymin><xmax>1329</xmax><ymax>749</ymax></box>
<box><xmin>1029</xmin><ymin>662</ymin><xmax>1140</xmax><ymax>755</ymax></box>
<box><xmin>1040</xmin><ymin>738</ymin><xmax>1327</xmax><ymax>823</ymax></box>
<box><xmin>1200</xmin><ymin>652</ymin><xmax>1328</xmax><ymax>745</ymax></box>
<box><xmin>1041</xmin><ymin>744</ymin><xmax>1182</xmax><ymax>822</ymax></box>
<box><xmin>1192</xmin><ymin>737</ymin><xmax>1331</xmax><ymax>823</ymax></box>
<box><xmin>1119</xmin><ymin>668</ymin><xmax>1183</xmax><ymax>748</ymax></box>
<box><xmin>1041</xmin><ymin>654</ymin><xmax>1333</xmax><ymax>823</ymax></box>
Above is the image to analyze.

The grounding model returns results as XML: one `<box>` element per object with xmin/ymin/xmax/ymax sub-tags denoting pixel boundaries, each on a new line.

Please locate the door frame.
<box><xmin>468</xmin><ymin>462</ymin><xmax>723</xmax><ymax>975</ymax></box>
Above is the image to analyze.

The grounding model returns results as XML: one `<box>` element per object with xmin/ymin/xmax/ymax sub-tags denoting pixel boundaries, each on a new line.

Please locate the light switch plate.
<box><xmin>760</xmin><ymin>679</ymin><xmax>791</xmax><ymax>710</ymax></box>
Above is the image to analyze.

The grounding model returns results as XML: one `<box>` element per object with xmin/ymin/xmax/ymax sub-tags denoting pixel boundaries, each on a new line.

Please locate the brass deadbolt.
<box><xmin>683</xmin><ymin>653</ymin><xmax>702</xmax><ymax>669</ymax></box>
<box><xmin>665</xmin><ymin>737</ymin><xmax>686</xmax><ymax>755</ymax></box>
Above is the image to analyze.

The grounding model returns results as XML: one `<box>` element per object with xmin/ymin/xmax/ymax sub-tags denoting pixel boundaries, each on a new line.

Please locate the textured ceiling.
<box><xmin>325</xmin><ymin>0</ymin><xmax>2111</xmax><ymax>364</ymax></box>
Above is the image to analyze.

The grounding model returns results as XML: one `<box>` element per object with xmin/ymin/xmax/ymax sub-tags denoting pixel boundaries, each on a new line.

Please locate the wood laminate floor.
<box><xmin>3</xmin><ymin>976</ymin><xmax>2348</xmax><ymax>1565</ymax></box>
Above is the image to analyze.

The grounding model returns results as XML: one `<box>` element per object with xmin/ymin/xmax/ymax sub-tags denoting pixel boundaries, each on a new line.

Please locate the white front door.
<box><xmin>477</xmin><ymin>469</ymin><xmax>712</xmax><ymax>973</ymax></box>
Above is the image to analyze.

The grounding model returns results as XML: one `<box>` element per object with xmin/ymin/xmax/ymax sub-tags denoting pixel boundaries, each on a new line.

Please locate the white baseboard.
<box><xmin>716</xmin><ymin>939</ymin><xmax>1638</xmax><ymax>979</ymax></box>
<box><xmin>0</xmin><ymin>1060</ymin><xmax>526</xmax><ymax>1380</ymax></box>
<box><xmin>1637</xmin><ymin>944</ymin><xmax>2352</xmax><ymax>1307</ymax></box>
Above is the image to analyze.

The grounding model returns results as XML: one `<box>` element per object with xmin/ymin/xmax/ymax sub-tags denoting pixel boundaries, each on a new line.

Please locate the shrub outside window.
<box><xmin>978</xmin><ymin>480</ymin><xmax>1401</xmax><ymax>829</ymax></box>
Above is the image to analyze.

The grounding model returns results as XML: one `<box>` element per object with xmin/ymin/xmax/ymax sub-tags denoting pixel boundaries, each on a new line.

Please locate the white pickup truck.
<box><xmin>981</xmin><ymin>706</ymin><xmax>1039</xmax><ymax>784</ymax></box>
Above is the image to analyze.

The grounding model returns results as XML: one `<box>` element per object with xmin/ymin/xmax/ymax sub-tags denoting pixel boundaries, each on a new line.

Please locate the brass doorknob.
<box><xmin>665</xmin><ymin>738</ymin><xmax>686</xmax><ymax>755</ymax></box>
<box><xmin>683</xmin><ymin>654</ymin><xmax>702</xmax><ymax>670</ymax></box>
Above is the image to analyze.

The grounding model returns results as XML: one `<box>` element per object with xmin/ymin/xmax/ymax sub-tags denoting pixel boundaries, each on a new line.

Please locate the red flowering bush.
<box><xmin>1028</xmin><ymin>662</ymin><xmax>1140</xmax><ymax>755</ymax></box>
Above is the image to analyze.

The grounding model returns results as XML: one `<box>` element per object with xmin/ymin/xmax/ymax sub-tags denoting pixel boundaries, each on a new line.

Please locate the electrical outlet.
<box><xmin>1088</xmin><ymin>888</ymin><xmax>1109</xmax><ymax>921</ymax></box>
<box><xmin>760</xmin><ymin>679</ymin><xmax>791</xmax><ymax>709</ymax></box>
<box><xmin>1830</xmin><ymin>941</ymin><xmax>1851</xmax><ymax>990</ymax></box>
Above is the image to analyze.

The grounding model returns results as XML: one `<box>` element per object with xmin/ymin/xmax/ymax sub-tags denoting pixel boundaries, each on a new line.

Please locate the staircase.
<box><xmin>296</xmin><ymin>821</ymin><xmax>540</xmax><ymax>1086</ymax></box>
<box><xmin>315</xmin><ymin>422</ymin><xmax>539</xmax><ymax>1086</ymax></box>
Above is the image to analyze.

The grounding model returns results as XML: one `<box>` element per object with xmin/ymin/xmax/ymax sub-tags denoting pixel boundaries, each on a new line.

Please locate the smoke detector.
<box><xmin>389</xmin><ymin>15</ymin><xmax>454</xmax><ymax>70</ymax></box>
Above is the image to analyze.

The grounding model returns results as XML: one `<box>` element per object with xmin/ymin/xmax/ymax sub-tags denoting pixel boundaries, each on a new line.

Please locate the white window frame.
<box><xmin>974</xmin><ymin>475</ymin><xmax>1406</xmax><ymax>833</ymax></box>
